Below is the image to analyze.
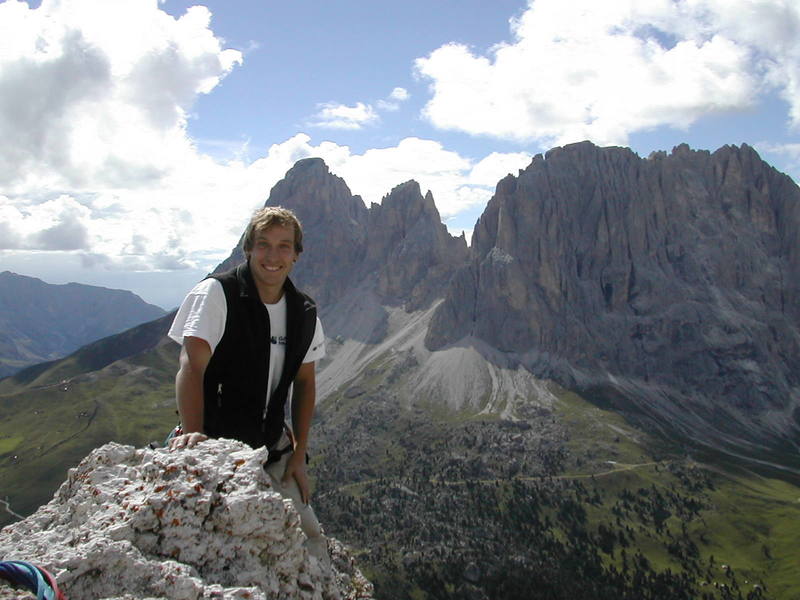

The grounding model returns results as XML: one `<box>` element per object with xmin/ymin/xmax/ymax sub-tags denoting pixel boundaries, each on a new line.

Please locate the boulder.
<box><xmin>0</xmin><ymin>439</ymin><xmax>372</xmax><ymax>600</ymax></box>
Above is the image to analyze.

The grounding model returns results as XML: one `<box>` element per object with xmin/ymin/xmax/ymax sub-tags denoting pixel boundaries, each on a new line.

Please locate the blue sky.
<box><xmin>1</xmin><ymin>0</ymin><xmax>799</xmax><ymax>309</ymax></box>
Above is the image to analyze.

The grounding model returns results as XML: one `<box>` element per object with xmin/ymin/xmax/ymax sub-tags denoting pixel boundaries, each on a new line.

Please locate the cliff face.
<box><xmin>366</xmin><ymin>181</ymin><xmax>469</xmax><ymax>310</ymax></box>
<box><xmin>426</xmin><ymin>142</ymin><xmax>800</xmax><ymax>448</ymax></box>
<box><xmin>213</xmin><ymin>143</ymin><xmax>800</xmax><ymax>451</ymax></box>
<box><xmin>264</xmin><ymin>158</ymin><xmax>371</xmax><ymax>309</ymax></box>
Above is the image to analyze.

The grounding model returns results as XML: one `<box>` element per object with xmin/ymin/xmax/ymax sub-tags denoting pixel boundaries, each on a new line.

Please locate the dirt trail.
<box><xmin>321</xmin><ymin>460</ymin><xmax>664</xmax><ymax>498</ymax></box>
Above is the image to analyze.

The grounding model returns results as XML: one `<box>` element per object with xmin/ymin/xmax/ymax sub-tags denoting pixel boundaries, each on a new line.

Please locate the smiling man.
<box><xmin>167</xmin><ymin>206</ymin><xmax>328</xmax><ymax>566</ymax></box>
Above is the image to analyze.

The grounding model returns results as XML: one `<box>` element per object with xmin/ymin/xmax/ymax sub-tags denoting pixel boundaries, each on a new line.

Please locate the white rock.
<box><xmin>0</xmin><ymin>439</ymin><xmax>373</xmax><ymax>600</ymax></box>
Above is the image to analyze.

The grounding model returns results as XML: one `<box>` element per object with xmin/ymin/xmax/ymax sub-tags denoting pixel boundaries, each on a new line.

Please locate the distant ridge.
<box><xmin>0</xmin><ymin>271</ymin><xmax>166</xmax><ymax>377</ymax></box>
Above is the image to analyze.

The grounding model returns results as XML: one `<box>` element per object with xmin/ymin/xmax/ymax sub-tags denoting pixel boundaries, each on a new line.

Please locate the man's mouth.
<box><xmin>263</xmin><ymin>265</ymin><xmax>281</xmax><ymax>272</ymax></box>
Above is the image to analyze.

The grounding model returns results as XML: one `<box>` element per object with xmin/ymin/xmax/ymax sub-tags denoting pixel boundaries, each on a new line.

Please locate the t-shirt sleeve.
<box><xmin>302</xmin><ymin>317</ymin><xmax>326</xmax><ymax>364</ymax></box>
<box><xmin>167</xmin><ymin>279</ymin><xmax>227</xmax><ymax>353</ymax></box>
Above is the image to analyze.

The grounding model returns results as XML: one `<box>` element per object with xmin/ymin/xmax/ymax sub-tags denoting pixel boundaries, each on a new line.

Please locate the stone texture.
<box><xmin>0</xmin><ymin>440</ymin><xmax>372</xmax><ymax>600</ymax></box>
<box><xmin>426</xmin><ymin>141</ymin><xmax>800</xmax><ymax>448</ymax></box>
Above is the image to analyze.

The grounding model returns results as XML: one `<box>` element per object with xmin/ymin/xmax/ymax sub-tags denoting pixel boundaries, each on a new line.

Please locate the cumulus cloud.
<box><xmin>0</xmin><ymin>223</ymin><xmax>22</xmax><ymax>250</ymax></box>
<box><xmin>231</xmin><ymin>134</ymin><xmax>531</xmax><ymax>227</ymax></box>
<box><xmin>308</xmin><ymin>102</ymin><xmax>379</xmax><ymax>130</ymax></box>
<box><xmin>389</xmin><ymin>87</ymin><xmax>410</xmax><ymax>101</ymax></box>
<box><xmin>0</xmin><ymin>195</ymin><xmax>90</xmax><ymax>250</ymax></box>
<box><xmin>35</xmin><ymin>218</ymin><xmax>89</xmax><ymax>250</ymax></box>
<box><xmin>415</xmin><ymin>0</ymin><xmax>799</xmax><ymax>147</ymax></box>
<box><xmin>285</xmin><ymin>136</ymin><xmax>531</xmax><ymax>220</ymax></box>
<box><xmin>377</xmin><ymin>87</ymin><xmax>411</xmax><ymax>111</ymax></box>
<box><xmin>0</xmin><ymin>0</ymin><xmax>241</xmax><ymax>189</ymax></box>
<box><xmin>0</xmin><ymin>1</ymin><xmax>532</xmax><ymax>280</ymax></box>
<box><xmin>468</xmin><ymin>152</ymin><xmax>532</xmax><ymax>186</ymax></box>
<box><xmin>2</xmin><ymin>124</ymin><xmax>532</xmax><ymax>270</ymax></box>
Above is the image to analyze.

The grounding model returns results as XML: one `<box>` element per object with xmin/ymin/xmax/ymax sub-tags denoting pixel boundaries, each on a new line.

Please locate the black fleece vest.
<box><xmin>202</xmin><ymin>262</ymin><xmax>317</xmax><ymax>449</ymax></box>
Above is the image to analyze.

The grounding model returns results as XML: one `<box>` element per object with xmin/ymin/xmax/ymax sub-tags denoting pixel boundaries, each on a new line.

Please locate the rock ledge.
<box><xmin>0</xmin><ymin>440</ymin><xmax>373</xmax><ymax>600</ymax></box>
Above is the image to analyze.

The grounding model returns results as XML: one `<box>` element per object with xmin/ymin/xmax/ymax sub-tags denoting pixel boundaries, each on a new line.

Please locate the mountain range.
<box><xmin>268</xmin><ymin>143</ymin><xmax>800</xmax><ymax>472</ymax></box>
<box><xmin>0</xmin><ymin>271</ymin><xmax>165</xmax><ymax>377</ymax></box>
<box><xmin>1</xmin><ymin>141</ymin><xmax>799</xmax><ymax>599</ymax></box>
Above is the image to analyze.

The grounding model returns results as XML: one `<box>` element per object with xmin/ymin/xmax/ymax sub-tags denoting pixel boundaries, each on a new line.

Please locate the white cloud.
<box><xmin>0</xmin><ymin>195</ymin><xmax>90</xmax><ymax>250</ymax></box>
<box><xmin>0</xmin><ymin>0</ymin><xmax>533</xmax><ymax>282</ymax></box>
<box><xmin>389</xmin><ymin>87</ymin><xmax>410</xmax><ymax>101</ymax></box>
<box><xmin>308</xmin><ymin>101</ymin><xmax>379</xmax><ymax>129</ymax></box>
<box><xmin>0</xmin><ymin>0</ymin><xmax>242</xmax><ymax>190</ymax></box>
<box><xmin>378</xmin><ymin>87</ymin><xmax>411</xmax><ymax>111</ymax></box>
<box><xmin>2</xmin><ymin>132</ymin><xmax>532</xmax><ymax>273</ymax></box>
<box><xmin>315</xmin><ymin>137</ymin><xmax>531</xmax><ymax>219</ymax></box>
<box><xmin>415</xmin><ymin>0</ymin><xmax>798</xmax><ymax>147</ymax></box>
<box><xmin>468</xmin><ymin>152</ymin><xmax>532</xmax><ymax>186</ymax></box>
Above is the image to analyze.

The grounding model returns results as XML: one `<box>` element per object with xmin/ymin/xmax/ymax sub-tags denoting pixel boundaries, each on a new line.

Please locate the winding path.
<box><xmin>320</xmin><ymin>460</ymin><xmax>666</xmax><ymax>498</ymax></box>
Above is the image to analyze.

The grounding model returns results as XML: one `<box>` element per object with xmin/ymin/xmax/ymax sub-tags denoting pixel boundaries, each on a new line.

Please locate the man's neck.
<box><xmin>258</xmin><ymin>285</ymin><xmax>284</xmax><ymax>305</ymax></box>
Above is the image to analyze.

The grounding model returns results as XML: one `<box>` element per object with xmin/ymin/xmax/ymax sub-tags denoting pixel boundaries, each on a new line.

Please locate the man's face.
<box><xmin>248</xmin><ymin>224</ymin><xmax>298</xmax><ymax>295</ymax></box>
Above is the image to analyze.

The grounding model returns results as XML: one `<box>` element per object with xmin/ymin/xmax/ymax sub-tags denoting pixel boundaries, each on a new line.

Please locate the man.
<box><xmin>167</xmin><ymin>206</ymin><xmax>328</xmax><ymax>563</ymax></box>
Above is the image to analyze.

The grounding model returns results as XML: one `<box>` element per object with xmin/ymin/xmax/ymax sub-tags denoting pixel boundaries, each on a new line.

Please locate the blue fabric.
<box><xmin>0</xmin><ymin>560</ymin><xmax>55</xmax><ymax>600</ymax></box>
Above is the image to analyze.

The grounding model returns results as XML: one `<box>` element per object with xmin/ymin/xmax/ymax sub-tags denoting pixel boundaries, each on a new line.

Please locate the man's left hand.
<box><xmin>281</xmin><ymin>450</ymin><xmax>310</xmax><ymax>504</ymax></box>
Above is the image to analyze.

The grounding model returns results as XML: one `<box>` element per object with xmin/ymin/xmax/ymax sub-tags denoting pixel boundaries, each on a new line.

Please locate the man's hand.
<box><xmin>168</xmin><ymin>432</ymin><xmax>208</xmax><ymax>450</ymax></box>
<box><xmin>282</xmin><ymin>450</ymin><xmax>310</xmax><ymax>504</ymax></box>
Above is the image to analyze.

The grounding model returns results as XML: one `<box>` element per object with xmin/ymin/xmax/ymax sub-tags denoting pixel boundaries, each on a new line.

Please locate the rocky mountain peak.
<box><xmin>374</xmin><ymin>180</ymin><xmax>440</xmax><ymax>224</ymax></box>
<box><xmin>364</xmin><ymin>179</ymin><xmax>468</xmax><ymax>309</ymax></box>
<box><xmin>216</xmin><ymin>160</ymin><xmax>469</xmax><ymax>314</ymax></box>
<box><xmin>428</xmin><ymin>141</ymin><xmax>800</xmax><ymax>452</ymax></box>
<box><xmin>269</xmin><ymin>157</ymin><xmax>368</xmax><ymax>226</ymax></box>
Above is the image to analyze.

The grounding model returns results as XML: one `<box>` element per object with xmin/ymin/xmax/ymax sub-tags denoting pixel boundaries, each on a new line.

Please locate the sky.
<box><xmin>1</xmin><ymin>0</ymin><xmax>800</xmax><ymax>309</ymax></box>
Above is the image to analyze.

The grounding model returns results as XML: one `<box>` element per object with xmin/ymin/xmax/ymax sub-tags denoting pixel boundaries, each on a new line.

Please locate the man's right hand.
<box><xmin>168</xmin><ymin>432</ymin><xmax>208</xmax><ymax>450</ymax></box>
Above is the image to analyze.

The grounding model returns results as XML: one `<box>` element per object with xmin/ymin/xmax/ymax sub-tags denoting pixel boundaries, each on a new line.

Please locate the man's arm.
<box><xmin>282</xmin><ymin>361</ymin><xmax>316</xmax><ymax>503</ymax></box>
<box><xmin>171</xmin><ymin>336</ymin><xmax>212</xmax><ymax>449</ymax></box>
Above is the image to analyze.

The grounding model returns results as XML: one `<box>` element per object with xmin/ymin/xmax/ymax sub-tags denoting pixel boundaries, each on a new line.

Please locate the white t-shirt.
<box><xmin>168</xmin><ymin>278</ymin><xmax>325</xmax><ymax>401</ymax></box>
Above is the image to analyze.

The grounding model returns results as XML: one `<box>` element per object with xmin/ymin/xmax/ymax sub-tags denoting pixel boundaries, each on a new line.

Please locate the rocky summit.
<box><xmin>0</xmin><ymin>440</ymin><xmax>373</xmax><ymax>600</ymax></box>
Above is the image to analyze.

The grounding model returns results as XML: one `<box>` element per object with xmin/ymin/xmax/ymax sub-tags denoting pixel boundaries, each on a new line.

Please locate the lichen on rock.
<box><xmin>0</xmin><ymin>439</ymin><xmax>372</xmax><ymax>600</ymax></box>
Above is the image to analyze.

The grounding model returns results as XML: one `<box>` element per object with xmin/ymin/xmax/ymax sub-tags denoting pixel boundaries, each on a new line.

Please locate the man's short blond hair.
<box><xmin>242</xmin><ymin>206</ymin><xmax>304</xmax><ymax>257</ymax></box>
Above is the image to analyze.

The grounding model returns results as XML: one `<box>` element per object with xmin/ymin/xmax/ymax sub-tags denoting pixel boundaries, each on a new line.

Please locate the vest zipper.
<box><xmin>217</xmin><ymin>383</ymin><xmax>223</xmax><ymax>408</ymax></box>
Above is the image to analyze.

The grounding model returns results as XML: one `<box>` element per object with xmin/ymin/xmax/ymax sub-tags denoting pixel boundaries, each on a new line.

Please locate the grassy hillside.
<box><xmin>311</xmin><ymin>357</ymin><xmax>800</xmax><ymax>600</ymax></box>
<box><xmin>0</xmin><ymin>339</ymin><xmax>179</xmax><ymax>527</ymax></box>
<box><xmin>1</xmin><ymin>330</ymin><xmax>798</xmax><ymax>599</ymax></box>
